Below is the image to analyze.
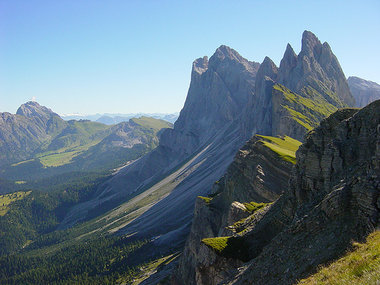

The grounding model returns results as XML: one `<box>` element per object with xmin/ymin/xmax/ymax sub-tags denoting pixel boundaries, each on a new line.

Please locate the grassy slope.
<box><xmin>21</xmin><ymin>117</ymin><xmax>171</xmax><ymax>168</ymax></box>
<box><xmin>298</xmin><ymin>231</ymin><xmax>380</xmax><ymax>285</ymax></box>
<box><xmin>131</xmin><ymin>116</ymin><xmax>173</xmax><ymax>132</ymax></box>
<box><xmin>257</xmin><ymin>135</ymin><xmax>302</xmax><ymax>164</ymax></box>
<box><xmin>36</xmin><ymin>120</ymin><xmax>111</xmax><ymax>167</ymax></box>
<box><xmin>128</xmin><ymin>253</ymin><xmax>180</xmax><ymax>285</ymax></box>
<box><xmin>273</xmin><ymin>83</ymin><xmax>338</xmax><ymax>131</ymax></box>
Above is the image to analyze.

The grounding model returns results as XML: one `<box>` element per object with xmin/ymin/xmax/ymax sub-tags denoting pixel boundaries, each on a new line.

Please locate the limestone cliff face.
<box><xmin>243</xmin><ymin>31</ymin><xmax>353</xmax><ymax>141</ymax></box>
<box><xmin>162</xmin><ymin>45</ymin><xmax>260</xmax><ymax>156</ymax></box>
<box><xmin>173</xmin><ymin>135</ymin><xmax>296</xmax><ymax>285</ymax></box>
<box><xmin>59</xmin><ymin>46</ymin><xmax>261</xmax><ymax>238</ymax></box>
<box><xmin>175</xmin><ymin>100</ymin><xmax>379</xmax><ymax>285</ymax></box>
<box><xmin>278</xmin><ymin>31</ymin><xmax>355</xmax><ymax>107</ymax></box>
<box><xmin>243</xmin><ymin>57</ymin><xmax>278</xmax><ymax>137</ymax></box>
<box><xmin>230</xmin><ymin>100</ymin><xmax>380</xmax><ymax>285</ymax></box>
<box><xmin>348</xmin><ymin>76</ymin><xmax>380</xmax><ymax>107</ymax></box>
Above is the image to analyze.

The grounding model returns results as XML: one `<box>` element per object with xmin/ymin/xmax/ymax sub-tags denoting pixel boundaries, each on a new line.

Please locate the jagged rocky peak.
<box><xmin>171</xmin><ymin>45</ymin><xmax>260</xmax><ymax>145</ymax></box>
<box><xmin>192</xmin><ymin>56</ymin><xmax>209</xmax><ymax>75</ymax></box>
<box><xmin>256</xmin><ymin>56</ymin><xmax>278</xmax><ymax>84</ymax></box>
<box><xmin>278</xmin><ymin>43</ymin><xmax>297</xmax><ymax>77</ymax></box>
<box><xmin>209</xmin><ymin>45</ymin><xmax>260</xmax><ymax>73</ymax></box>
<box><xmin>277</xmin><ymin>30</ymin><xmax>355</xmax><ymax>107</ymax></box>
<box><xmin>300</xmin><ymin>30</ymin><xmax>323</xmax><ymax>58</ymax></box>
<box><xmin>16</xmin><ymin>101</ymin><xmax>58</xmax><ymax>119</ymax></box>
<box><xmin>212</xmin><ymin>45</ymin><xmax>244</xmax><ymax>63</ymax></box>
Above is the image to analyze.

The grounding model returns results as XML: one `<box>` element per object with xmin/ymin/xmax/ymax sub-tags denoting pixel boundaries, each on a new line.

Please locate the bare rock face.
<box><xmin>243</xmin><ymin>57</ymin><xmax>278</xmax><ymax>137</ymax></box>
<box><xmin>167</xmin><ymin>45</ymin><xmax>260</xmax><ymax>155</ymax></box>
<box><xmin>186</xmin><ymin>100</ymin><xmax>379</xmax><ymax>285</ymax></box>
<box><xmin>243</xmin><ymin>31</ymin><xmax>353</xmax><ymax>142</ymax></box>
<box><xmin>277</xmin><ymin>31</ymin><xmax>355</xmax><ymax>107</ymax></box>
<box><xmin>278</xmin><ymin>44</ymin><xmax>297</xmax><ymax>84</ymax></box>
<box><xmin>173</xmin><ymin>135</ymin><xmax>295</xmax><ymax>285</ymax></box>
<box><xmin>229</xmin><ymin>100</ymin><xmax>380</xmax><ymax>285</ymax></box>
<box><xmin>59</xmin><ymin>46</ymin><xmax>261</xmax><ymax>239</ymax></box>
<box><xmin>348</xmin><ymin>76</ymin><xmax>380</xmax><ymax>107</ymax></box>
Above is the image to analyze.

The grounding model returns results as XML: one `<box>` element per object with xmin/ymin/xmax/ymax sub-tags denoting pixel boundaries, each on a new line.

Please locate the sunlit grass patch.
<box><xmin>298</xmin><ymin>231</ymin><xmax>380</xmax><ymax>285</ymax></box>
<box><xmin>257</xmin><ymin>135</ymin><xmax>302</xmax><ymax>164</ymax></box>
<box><xmin>0</xmin><ymin>191</ymin><xmax>32</xmax><ymax>216</ymax></box>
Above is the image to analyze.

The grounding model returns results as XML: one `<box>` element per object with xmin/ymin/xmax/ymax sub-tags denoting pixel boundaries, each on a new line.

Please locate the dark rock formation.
<box><xmin>348</xmin><ymin>76</ymin><xmax>380</xmax><ymax>107</ymax></box>
<box><xmin>173</xmin><ymin>135</ymin><xmax>296</xmax><ymax>284</ymax></box>
<box><xmin>175</xmin><ymin>100</ymin><xmax>380</xmax><ymax>285</ymax></box>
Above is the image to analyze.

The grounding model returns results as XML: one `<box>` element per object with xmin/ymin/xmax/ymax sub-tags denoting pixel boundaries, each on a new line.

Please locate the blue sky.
<box><xmin>1</xmin><ymin>0</ymin><xmax>379</xmax><ymax>115</ymax></box>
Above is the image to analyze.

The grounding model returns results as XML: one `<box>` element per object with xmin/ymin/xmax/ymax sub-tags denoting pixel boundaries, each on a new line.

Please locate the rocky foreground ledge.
<box><xmin>173</xmin><ymin>100</ymin><xmax>380</xmax><ymax>285</ymax></box>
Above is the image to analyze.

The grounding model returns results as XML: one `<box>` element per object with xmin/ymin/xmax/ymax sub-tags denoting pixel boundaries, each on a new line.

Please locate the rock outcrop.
<box><xmin>175</xmin><ymin>100</ymin><xmax>380</xmax><ymax>285</ymax></box>
<box><xmin>348</xmin><ymin>76</ymin><xmax>380</xmax><ymax>107</ymax></box>
<box><xmin>278</xmin><ymin>31</ymin><xmax>355</xmax><ymax>107</ymax></box>
<box><xmin>174</xmin><ymin>135</ymin><xmax>298</xmax><ymax>284</ymax></box>
<box><xmin>243</xmin><ymin>31</ymin><xmax>354</xmax><ymax>140</ymax></box>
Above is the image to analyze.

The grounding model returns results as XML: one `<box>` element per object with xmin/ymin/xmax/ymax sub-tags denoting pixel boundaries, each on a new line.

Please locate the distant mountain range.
<box><xmin>0</xmin><ymin>102</ymin><xmax>172</xmax><ymax>182</ymax></box>
<box><xmin>348</xmin><ymin>76</ymin><xmax>380</xmax><ymax>107</ymax></box>
<box><xmin>61</xmin><ymin>112</ymin><xmax>179</xmax><ymax>124</ymax></box>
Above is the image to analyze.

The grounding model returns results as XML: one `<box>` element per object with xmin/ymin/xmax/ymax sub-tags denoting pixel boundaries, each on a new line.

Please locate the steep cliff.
<box><xmin>244</xmin><ymin>31</ymin><xmax>353</xmax><ymax>140</ymax></box>
<box><xmin>59</xmin><ymin>46</ymin><xmax>261</xmax><ymax>237</ymax></box>
<box><xmin>278</xmin><ymin>31</ymin><xmax>355</xmax><ymax>107</ymax></box>
<box><xmin>173</xmin><ymin>135</ymin><xmax>300</xmax><ymax>284</ymax></box>
<box><xmin>175</xmin><ymin>100</ymin><xmax>379</xmax><ymax>285</ymax></box>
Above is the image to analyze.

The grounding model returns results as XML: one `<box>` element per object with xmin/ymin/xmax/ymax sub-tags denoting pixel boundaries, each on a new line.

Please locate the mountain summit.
<box><xmin>277</xmin><ymin>30</ymin><xmax>355</xmax><ymax>107</ymax></box>
<box><xmin>16</xmin><ymin>101</ymin><xmax>57</xmax><ymax>118</ymax></box>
